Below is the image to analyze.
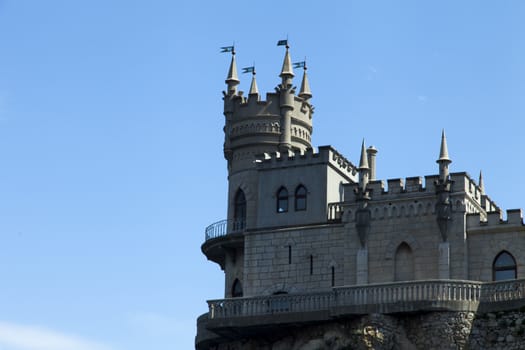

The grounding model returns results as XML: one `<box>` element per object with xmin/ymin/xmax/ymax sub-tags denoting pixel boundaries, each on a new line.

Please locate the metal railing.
<box><xmin>207</xmin><ymin>279</ymin><xmax>525</xmax><ymax>319</ymax></box>
<box><xmin>204</xmin><ymin>219</ymin><xmax>246</xmax><ymax>241</ymax></box>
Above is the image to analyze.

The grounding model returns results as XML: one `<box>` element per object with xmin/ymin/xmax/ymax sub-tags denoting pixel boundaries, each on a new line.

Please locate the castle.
<box><xmin>195</xmin><ymin>44</ymin><xmax>525</xmax><ymax>350</ymax></box>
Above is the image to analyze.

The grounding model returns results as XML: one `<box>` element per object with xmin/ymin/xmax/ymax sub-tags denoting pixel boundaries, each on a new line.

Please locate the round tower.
<box><xmin>222</xmin><ymin>45</ymin><xmax>314</xmax><ymax>175</ymax></box>
<box><xmin>221</xmin><ymin>44</ymin><xmax>314</xmax><ymax>234</ymax></box>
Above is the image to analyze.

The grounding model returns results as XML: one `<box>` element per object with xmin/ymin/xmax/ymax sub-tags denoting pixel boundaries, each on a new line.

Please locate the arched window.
<box><xmin>295</xmin><ymin>185</ymin><xmax>307</xmax><ymax>211</ymax></box>
<box><xmin>232</xmin><ymin>279</ymin><xmax>243</xmax><ymax>298</ymax></box>
<box><xmin>394</xmin><ymin>242</ymin><xmax>414</xmax><ymax>281</ymax></box>
<box><xmin>276</xmin><ymin>187</ymin><xmax>288</xmax><ymax>213</ymax></box>
<box><xmin>493</xmin><ymin>251</ymin><xmax>517</xmax><ymax>281</ymax></box>
<box><xmin>233</xmin><ymin>189</ymin><xmax>246</xmax><ymax>230</ymax></box>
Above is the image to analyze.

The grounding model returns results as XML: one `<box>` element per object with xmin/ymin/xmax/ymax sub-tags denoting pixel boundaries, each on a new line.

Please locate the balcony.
<box><xmin>205</xmin><ymin>279</ymin><xmax>525</xmax><ymax>330</ymax></box>
<box><xmin>202</xmin><ymin>219</ymin><xmax>246</xmax><ymax>269</ymax></box>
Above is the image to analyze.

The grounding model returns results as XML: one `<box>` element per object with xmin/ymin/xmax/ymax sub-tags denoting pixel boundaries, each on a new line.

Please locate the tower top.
<box><xmin>298</xmin><ymin>62</ymin><xmax>312</xmax><ymax>99</ymax></box>
<box><xmin>437</xmin><ymin>129</ymin><xmax>451</xmax><ymax>163</ymax></box>
<box><xmin>279</xmin><ymin>45</ymin><xmax>295</xmax><ymax>80</ymax></box>
<box><xmin>248</xmin><ymin>68</ymin><xmax>259</xmax><ymax>96</ymax></box>
<box><xmin>359</xmin><ymin>139</ymin><xmax>370</xmax><ymax>170</ymax></box>
<box><xmin>225</xmin><ymin>50</ymin><xmax>239</xmax><ymax>93</ymax></box>
<box><xmin>479</xmin><ymin>170</ymin><xmax>485</xmax><ymax>195</ymax></box>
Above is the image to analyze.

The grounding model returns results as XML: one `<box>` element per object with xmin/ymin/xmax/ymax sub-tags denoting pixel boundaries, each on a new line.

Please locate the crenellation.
<box><xmin>405</xmin><ymin>176</ymin><xmax>423</xmax><ymax>192</ymax></box>
<box><xmin>386</xmin><ymin>178</ymin><xmax>404</xmax><ymax>194</ymax></box>
<box><xmin>507</xmin><ymin>209</ymin><xmax>523</xmax><ymax>225</ymax></box>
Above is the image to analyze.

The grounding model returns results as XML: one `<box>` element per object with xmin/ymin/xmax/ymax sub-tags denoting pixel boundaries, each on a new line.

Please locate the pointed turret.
<box><xmin>359</xmin><ymin>140</ymin><xmax>370</xmax><ymax>170</ymax></box>
<box><xmin>298</xmin><ymin>64</ymin><xmax>312</xmax><ymax>100</ymax></box>
<box><xmin>279</xmin><ymin>44</ymin><xmax>294</xmax><ymax>86</ymax></box>
<box><xmin>436</xmin><ymin>129</ymin><xmax>452</xmax><ymax>181</ymax></box>
<box><xmin>225</xmin><ymin>50</ymin><xmax>240</xmax><ymax>94</ymax></box>
<box><xmin>358</xmin><ymin>139</ymin><xmax>370</xmax><ymax>190</ymax></box>
<box><xmin>248</xmin><ymin>69</ymin><xmax>259</xmax><ymax>96</ymax></box>
<box><xmin>479</xmin><ymin>170</ymin><xmax>485</xmax><ymax>195</ymax></box>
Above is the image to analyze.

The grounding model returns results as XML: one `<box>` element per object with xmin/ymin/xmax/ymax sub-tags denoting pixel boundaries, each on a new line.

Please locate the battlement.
<box><xmin>342</xmin><ymin>172</ymin><xmax>500</xmax><ymax>212</ymax></box>
<box><xmin>466</xmin><ymin>209</ymin><xmax>525</xmax><ymax>231</ymax></box>
<box><xmin>255</xmin><ymin>145</ymin><xmax>357</xmax><ymax>178</ymax></box>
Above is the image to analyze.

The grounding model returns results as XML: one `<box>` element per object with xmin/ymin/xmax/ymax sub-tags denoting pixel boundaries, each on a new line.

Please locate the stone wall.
<box><xmin>208</xmin><ymin>310</ymin><xmax>525</xmax><ymax>350</ymax></box>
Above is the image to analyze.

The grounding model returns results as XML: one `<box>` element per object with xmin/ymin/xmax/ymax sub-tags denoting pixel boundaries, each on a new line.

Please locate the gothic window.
<box><xmin>493</xmin><ymin>251</ymin><xmax>517</xmax><ymax>281</ymax></box>
<box><xmin>233</xmin><ymin>189</ymin><xmax>246</xmax><ymax>231</ymax></box>
<box><xmin>277</xmin><ymin>187</ymin><xmax>288</xmax><ymax>213</ymax></box>
<box><xmin>295</xmin><ymin>185</ymin><xmax>307</xmax><ymax>211</ymax></box>
<box><xmin>394</xmin><ymin>242</ymin><xmax>414</xmax><ymax>281</ymax></box>
<box><xmin>232</xmin><ymin>278</ymin><xmax>243</xmax><ymax>298</ymax></box>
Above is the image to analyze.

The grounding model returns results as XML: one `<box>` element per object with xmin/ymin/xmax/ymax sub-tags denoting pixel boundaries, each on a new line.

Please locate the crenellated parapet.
<box><xmin>254</xmin><ymin>145</ymin><xmax>358</xmax><ymax>180</ymax></box>
<box><xmin>338</xmin><ymin>171</ymin><xmax>502</xmax><ymax>226</ymax></box>
<box><xmin>466</xmin><ymin>209</ymin><xmax>525</xmax><ymax>232</ymax></box>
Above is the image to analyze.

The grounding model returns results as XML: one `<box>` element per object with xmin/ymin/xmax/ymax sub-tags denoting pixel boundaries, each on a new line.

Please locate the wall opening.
<box><xmin>394</xmin><ymin>242</ymin><xmax>414</xmax><ymax>281</ymax></box>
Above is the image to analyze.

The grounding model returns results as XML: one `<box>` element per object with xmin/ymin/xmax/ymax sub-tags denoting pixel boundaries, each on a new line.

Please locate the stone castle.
<box><xmin>195</xmin><ymin>43</ymin><xmax>525</xmax><ymax>349</ymax></box>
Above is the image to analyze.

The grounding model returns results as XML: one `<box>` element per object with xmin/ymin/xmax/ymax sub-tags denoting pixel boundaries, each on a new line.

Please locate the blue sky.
<box><xmin>0</xmin><ymin>1</ymin><xmax>523</xmax><ymax>349</ymax></box>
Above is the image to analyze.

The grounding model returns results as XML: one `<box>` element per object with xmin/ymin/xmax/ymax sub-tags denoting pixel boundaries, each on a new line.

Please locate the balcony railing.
<box><xmin>204</xmin><ymin>219</ymin><xmax>246</xmax><ymax>241</ymax></box>
<box><xmin>207</xmin><ymin>279</ymin><xmax>525</xmax><ymax>320</ymax></box>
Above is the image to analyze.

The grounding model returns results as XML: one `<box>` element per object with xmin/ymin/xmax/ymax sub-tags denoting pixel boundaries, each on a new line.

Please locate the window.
<box><xmin>295</xmin><ymin>185</ymin><xmax>307</xmax><ymax>211</ymax></box>
<box><xmin>493</xmin><ymin>251</ymin><xmax>517</xmax><ymax>281</ymax></box>
<box><xmin>277</xmin><ymin>187</ymin><xmax>288</xmax><ymax>213</ymax></box>
<box><xmin>233</xmin><ymin>189</ymin><xmax>246</xmax><ymax>231</ymax></box>
<box><xmin>232</xmin><ymin>279</ymin><xmax>243</xmax><ymax>297</ymax></box>
<box><xmin>331</xmin><ymin>266</ymin><xmax>335</xmax><ymax>287</ymax></box>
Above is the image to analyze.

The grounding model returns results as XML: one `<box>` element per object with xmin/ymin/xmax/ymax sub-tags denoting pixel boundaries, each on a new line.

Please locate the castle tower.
<box><xmin>221</xmin><ymin>45</ymin><xmax>315</xmax><ymax>233</ymax></box>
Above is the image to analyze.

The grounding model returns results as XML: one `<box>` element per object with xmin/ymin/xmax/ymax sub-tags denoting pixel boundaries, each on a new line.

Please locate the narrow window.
<box><xmin>288</xmin><ymin>245</ymin><xmax>292</xmax><ymax>264</ymax></box>
<box><xmin>493</xmin><ymin>251</ymin><xmax>517</xmax><ymax>281</ymax></box>
<box><xmin>231</xmin><ymin>278</ymin><xmax>243</xmax><ymax>298</ymax></box>
<box><xmin>233</xmin><ymin>189</ymin><xmax>246</xmax><ymax>231</ymax></box>
<box><xmin>331</xmin><ymin>266</ymin><xmax>335</xmax><ymax>287</ymax></box>
<box><xmin>310</xmin><ymin>255</ymin><xmax>313</xmax><ymax>275</ymax></box>
<box><xmin>295</xmin><ymin>185</ymin><xmax>307</xmax><ymax>211</ymax></box>
<box><xmin>277</xmin><ymin>187</ymin><xmax>289</xmax><ymax>213</ymax></box>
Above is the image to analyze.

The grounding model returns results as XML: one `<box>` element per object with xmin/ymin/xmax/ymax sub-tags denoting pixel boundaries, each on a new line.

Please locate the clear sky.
<box><xmin>0</xmin><ymin>1</ymin><xmax>524</xmax><ymax>349</ymax></box>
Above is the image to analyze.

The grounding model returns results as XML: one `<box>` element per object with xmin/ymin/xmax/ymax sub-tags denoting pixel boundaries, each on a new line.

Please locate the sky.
<box><xmin>0</xmin><ymin>1</ymin><xmax>524</xmax><ymax>349</ymax></box>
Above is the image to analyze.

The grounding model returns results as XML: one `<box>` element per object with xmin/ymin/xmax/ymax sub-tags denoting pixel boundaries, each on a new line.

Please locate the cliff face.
<box><xmin>208</xmin><ymin>311</ymin><xmax>525</xmax><ymax>350</ymax></box>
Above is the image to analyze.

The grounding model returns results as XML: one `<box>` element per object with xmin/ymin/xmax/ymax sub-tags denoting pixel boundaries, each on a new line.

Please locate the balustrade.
<box><xmin>208</xmin><ymin>279</ymin><xmax>525</xmax><ymax>320</ymax></box>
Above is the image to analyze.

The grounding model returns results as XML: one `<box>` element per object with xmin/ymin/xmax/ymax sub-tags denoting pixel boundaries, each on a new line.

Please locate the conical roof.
<box><xmin>280</xmin><ymin>48</ymin><xmax>294</xmax><ymax>78</ymax></box>
<box><xmin>299</xmin><ymin>68</ymin><xmax>312</xmax><ymax>99</ymax></box>
<box><xmin>249</xmin><ymin>71</ymin><xmax>259</xmax><ymax>95</ymax></box>
<box><xmin>225</xmin><ymin>53</ymin><xmax>239</xmax><ymax>85</ymax></box>
<box><xmin>359</xmin><ymin>139</ymin><xmax>369</xmax><ymax>170</ymax></box>
<box><xmin>437</xmin><ymin>129</ymin><xmax>451</xmax><ymax>162</ymax></box>
<box><xmin>479</xmin><ymin>170</ymin><xmax>485</xmax><ymax>195</ymax></box>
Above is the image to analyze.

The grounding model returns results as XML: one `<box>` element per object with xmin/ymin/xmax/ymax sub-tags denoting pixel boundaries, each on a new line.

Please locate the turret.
<box><xmin>225</xmin><ymin>49</ymin><xmax>240</xmax><ymax>95</ymax></box>
<box><xmin>358</xmin><ymin>139</ymin><xmax>370</xmax><ymax>190</ymax></box>
<box><xmin>436</xmin><ymin>129</ymin><xmax>452</xmax><ymax>181</ymax></box>
<box><xmin>248</xmin><ymin>69</ymin><xmax>259</xmax><ymax>97</ymax></box>
<box><xmin>277</xmin><ymin>43</ymin><xmax>295</xmax><ymax>154</ymax></box>
<box><xmin>298</xmin><ymin>63</ymin><xmax>312</xmax><ymax>100</ymax></box>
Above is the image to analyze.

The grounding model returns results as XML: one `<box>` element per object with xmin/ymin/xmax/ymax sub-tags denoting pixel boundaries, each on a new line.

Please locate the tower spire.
<box><xmin>436</xmin><ymin>129</ymin><xmax>452</xmax><ymax>180</ymax></box>
<box><xmin>298</xmin><ymin>62</ymin><xmax>312</xmax><ymax>100</ymax></box>
<box><xmin>249</xmin><ymin>68</ymin><xmax>259</xmax><ymax>96</ymax></box>
<box><xmin>279</xmin><ymin>42</ymin><xmax>294</xmax><ymax>86</ymax></box>
<box><xmin>225</xmin><ymin>49</ymin><xmax>239</xmax><ymax>94</ymax></box>
<box><xmin>358</xmin><ymin>139</ymin><xmax>370</xmax><ymax>190</ymax></box>
<box><xmin>479</xmin><ymin>170</ymin><xmax>485</xmax><ymax>195</ymax></box>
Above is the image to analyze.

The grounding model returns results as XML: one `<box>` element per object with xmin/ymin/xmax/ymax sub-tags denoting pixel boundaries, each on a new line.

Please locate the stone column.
<box><xmin>439</xmin><ymin>242</ymin><xmax>450</xmax><ymax>279</ymax></box>
<box><xmin>356</xmin><ymin>248</ymin><xmax>368</xmax><ymax>284</ymax></box>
